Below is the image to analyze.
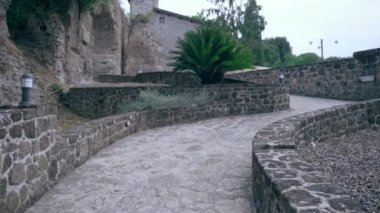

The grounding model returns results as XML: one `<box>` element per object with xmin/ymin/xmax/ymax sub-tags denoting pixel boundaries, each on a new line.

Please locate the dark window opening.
<box><xmin>159</xmin><ymin>17</ymin><xmax>165</xmax><ymax>24</ymax></box>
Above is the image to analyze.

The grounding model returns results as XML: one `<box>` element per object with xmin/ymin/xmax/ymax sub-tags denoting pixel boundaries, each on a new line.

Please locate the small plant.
<box><xmin>79</xmin><ymin>0</ymin><xmax>108</xmax><ymax>11</ymax></box>
<box><xmin>128</xmin><ymin>12</ymin><xmax>153</xmax><ymax>25</ymax></box>
<box><xmin>120</xmin><ymin>89</ymin><xmax>209</xmax><ymax>113</ymax></box>
<box><xmin>51</xmin><ymin>83</ymin><xmax>69</xmax><ymax>106</ymax></box>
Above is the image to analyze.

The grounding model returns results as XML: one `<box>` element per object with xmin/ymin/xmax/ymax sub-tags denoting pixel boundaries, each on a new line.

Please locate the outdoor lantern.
<box><xmin>279</xmin><ymin>72</ymin><xmax>284</xmax><ymax>85</ymax></box>
<box><xmin>19</xmin><ymin>73</ymin><xmax>34</xmax><ymax>108</ymax></box>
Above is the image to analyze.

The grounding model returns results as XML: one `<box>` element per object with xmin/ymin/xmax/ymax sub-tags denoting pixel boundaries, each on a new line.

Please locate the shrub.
<box><xmin>120</xmin><ymin>90</ymin><xmax>208</xmax><ymax>112</ymax></box>
<box><xmin>170</xmin><ymin>26</ymin><xmax>254</xmax><ymax>84</ymax></box>
<box><xmin>51</xmin><ymin>83</ymin><xmax>69</xmax><ymax>106</ymax></box>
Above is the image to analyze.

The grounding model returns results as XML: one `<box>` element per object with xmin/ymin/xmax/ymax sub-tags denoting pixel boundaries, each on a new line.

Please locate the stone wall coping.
<box><xmin>69</xmin><ymin>83</ymin><xmax>282</xmax><ymax>90</ymax></box>
<box><xmin>251</xmin><ymin>99</ymin><xmax>380</xmax><ymax>212</ymax></box>
<box><xmin>0</xmin><ymin>105</ymin><xmax>56</xmax><ymax>128</ymax></box>
<box><xmin>227</xmin><ymin>58</ymin><xmax>358</xmax><ymax>77</ymax></box>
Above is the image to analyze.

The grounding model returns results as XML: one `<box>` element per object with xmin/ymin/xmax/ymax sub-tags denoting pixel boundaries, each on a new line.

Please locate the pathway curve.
<box><xmin>27</xmin><ymin>96</ymin><xmax>350</xmax><ymax>213</ymax></box>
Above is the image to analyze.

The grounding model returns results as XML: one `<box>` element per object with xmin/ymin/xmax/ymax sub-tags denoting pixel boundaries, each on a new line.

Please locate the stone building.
<box><xmin>126</xmin><ymin>0</ymin><xmax>201</xmax><ymax>74</ymax></box>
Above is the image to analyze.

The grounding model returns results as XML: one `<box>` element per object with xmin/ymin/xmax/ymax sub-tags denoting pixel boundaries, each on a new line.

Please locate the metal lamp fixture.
<box><xmin>279</xmin><ymin>72</ymin><xmax>284</xmax><ymax>85</ymax></box>
<box><xmin>19</xmin><ymin>74</ymin><xmax>34</xmax><ymax>108</ymax></box>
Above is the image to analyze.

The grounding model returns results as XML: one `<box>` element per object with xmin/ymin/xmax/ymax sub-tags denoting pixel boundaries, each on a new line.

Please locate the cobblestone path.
<box><xmin>27</xmin><ymin>96</ymin><xmax>350</xmax><ymax>213</ymax></box>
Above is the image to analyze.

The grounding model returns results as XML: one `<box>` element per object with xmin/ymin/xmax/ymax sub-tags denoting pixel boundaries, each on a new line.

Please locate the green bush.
<box><xmin>170</xmin><ymin>26</ymin><xmax>254</xmax><ymax>84</ymax></box>
<box><xmin>120</xmin><ymin>90</ymin><xmax>209</xmax><ymax>113</ymax></box>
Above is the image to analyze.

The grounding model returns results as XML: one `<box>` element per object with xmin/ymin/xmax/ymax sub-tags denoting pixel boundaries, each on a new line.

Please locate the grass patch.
<box><xmin>120</xmin><ymin>90</ymin><xmax>209</xmax><ymax>113</ymax></box>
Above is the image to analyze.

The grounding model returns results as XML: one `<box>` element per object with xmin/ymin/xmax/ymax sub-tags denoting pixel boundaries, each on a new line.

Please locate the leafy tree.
<box><xmin>265</xmin><ymin>37</ymin><xmax>292</xmax><ymax>64</ymax></box>
<box><xmin>240</xmin><ymin>0</ymin><xmax>266</xmax><ymax>43</ymax></box>
<box><xmin>293</xmin><ymin>53</ymin><xmax>321</xmax><ymax>65</ymax></box>
<box><xmin>170</xmin><ymin>26</ymin><xmax>254</xmax><ymax>84</ymax></box>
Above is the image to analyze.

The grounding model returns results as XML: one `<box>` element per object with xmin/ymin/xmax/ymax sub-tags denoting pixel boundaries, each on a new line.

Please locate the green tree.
<box><xmin>170</xmin><ymin>26</ymin><xmax>254</xmax><ymax>84</ymax></box>
<box><xmin>265</xmin><ymin>37</ymin><xmax>292</xmax><ymax>64</ymax></box>
<box><xmin>240</xmin><ymin>0</ymin><xmax>266</xmax><ymax>43</ymax></box>
<box><xmin>294</xmin><ymin>53</ymin><xmax>321</xmax><ymax>65</ymax></box>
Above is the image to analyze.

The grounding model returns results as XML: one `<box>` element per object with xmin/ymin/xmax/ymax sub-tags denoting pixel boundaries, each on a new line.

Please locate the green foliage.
<box><xmin>203</xmin><ymin>0</ymin><xmax>265</xmax><ymax>41</ymax></box>
<box><xmin>291</xmin><ymin>53</ymin><xmax>321</xmax><ymax>65</ymax></box>
<box><xmin>170</xmin><ymin>26</ymin><xmax>254</xmax><ymax>84</ymax></box>
<box><xmin>79</xmin><ymin>0</ymin><xmax>107</xmax><ymax>11</ymax></box>
<box><xmin>120</xmin><ymin>90</ymin><xmax>209</xmax><ymax>112</ymax></box>
<box><xmin>128</xmin><ymin>12</ymin><xmax>153</xmax><ymax>25</ymax></box>
<box><xmin>7</xmin><ymin>0</ymin><xmax>106</xmax><ymax>32</ymax></box>
<box><xmin>51</xmin><ymin>84</ymin><xmax>69</xmax><ymax>106</ymax></box>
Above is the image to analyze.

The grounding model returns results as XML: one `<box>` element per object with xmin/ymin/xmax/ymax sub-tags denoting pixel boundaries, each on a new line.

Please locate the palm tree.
<box><xmin>169</xmin><ymin>26</ymin><xmax>254</xmax><ymax>84</ymax></box>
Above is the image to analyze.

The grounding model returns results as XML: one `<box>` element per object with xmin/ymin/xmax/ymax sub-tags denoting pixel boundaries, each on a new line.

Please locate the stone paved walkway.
<box><xmin>27</xmin><ymin>96</ymin><xmax>350</xmax><ymax>213</ymax></box>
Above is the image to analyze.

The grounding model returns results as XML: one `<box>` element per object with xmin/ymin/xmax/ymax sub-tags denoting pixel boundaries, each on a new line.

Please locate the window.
<box><xmin>159</xmin><ymin>17</ymin><xmax>165</xmax><ymax>24</ymax></box>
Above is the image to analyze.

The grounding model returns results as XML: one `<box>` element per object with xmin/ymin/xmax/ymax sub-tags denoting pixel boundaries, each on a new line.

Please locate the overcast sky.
<box><xmin>121</xmin><ymin>0</ymin><xmax>380</xmax><ymax>58</ymax></box>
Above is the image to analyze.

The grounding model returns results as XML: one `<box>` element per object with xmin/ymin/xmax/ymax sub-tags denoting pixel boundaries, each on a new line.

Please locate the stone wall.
<box><xmin>68</xmin><ymin>84</ymin><xmax>289</xmax><ymax>119</ymax></box>
<box><xmin>95</xmin><ymin>72</ymin><xmax>201</xmax><ymax>85</ymax></box>
<box><xmin>251</xmin><ymin>99</ymin><xmax>380</xmax><ymax>212</ymax></box>
<box><xmin>228</xmin><ymin>48</ymin><xmax>380</xmax><ymax>101</ymax></box>
<box><xmin>1</xmin><ymin>85</ymin><xmax>289</xmax><ymax>212</ymax></box>
<box><xmin>0</xmin><ymin>106</ymin><xmax>57</xmax><ymax>212</ymax></box>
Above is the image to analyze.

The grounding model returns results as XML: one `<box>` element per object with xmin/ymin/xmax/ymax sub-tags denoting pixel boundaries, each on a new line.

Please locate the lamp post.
<box><xmin>309</xmin><ymin>39</ymin><xmax>339</xmax><ymax>60</ymax></box>
<box><xmin>19</xmin><ymin>74</ymin><xmax>34</xmax><ymax>108</ymax></box>
<box><xmin>279</xmin><ymin>72</ymin><xmax>284</xmax><ymax>85</ymax></box>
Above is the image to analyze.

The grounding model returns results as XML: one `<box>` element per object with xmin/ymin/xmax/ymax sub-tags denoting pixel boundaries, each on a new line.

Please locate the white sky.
<box><xmin>121</xmin><ymin>0</ymin><xmax>380</xmax><ymax>58</ymax></box>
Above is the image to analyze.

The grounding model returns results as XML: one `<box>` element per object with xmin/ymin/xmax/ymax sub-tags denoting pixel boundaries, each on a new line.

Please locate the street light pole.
<box><xmin>320</xmin><ymin>39</ymin><xmax>324</xmax><ymax>60</ymax></box>
<box><xmin>310</xmin><ymin>38</ymin><xmax>338</xmax><ymax>61</ymax></box>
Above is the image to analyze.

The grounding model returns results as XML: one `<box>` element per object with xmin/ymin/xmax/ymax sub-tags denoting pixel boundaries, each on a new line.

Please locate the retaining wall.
<box><xmin>228</xmin><ymin>48</ymin><xmax>380</xmax><ymax>101</ymax></box>
<box><xmin>95</xmin><ymin>72</ymin><xmax>201</xmax><ymax>85</ymax></box>
<box><xmin>0</xmin><ymin>106</ymin><xmax>57</xmax><ymax>212</ymax></box>
<box><xmin>1</xmin><ymin>85</ymin><xmax>290</xmax><ymax>212</ymax></box>
<box><xmin>252</xmin><ymin>99</ymin><xmax>380</xmax><ymax>212</ymax></box>
<box><xmin>69</xmin><ymin>84</ymin><xmax>289</xmax><ymax>119</ymax></box>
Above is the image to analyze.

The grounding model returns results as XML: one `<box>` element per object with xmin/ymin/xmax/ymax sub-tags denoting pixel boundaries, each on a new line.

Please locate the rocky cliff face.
<box><xmin>0</xmin><ymin>0</ymin><xmax>128</xmax><ymax>106</ymax></box>
<box><xmin>126</xmin><ymin>20</ymin><xmax>167</xmax><ymax>75</ymax></box>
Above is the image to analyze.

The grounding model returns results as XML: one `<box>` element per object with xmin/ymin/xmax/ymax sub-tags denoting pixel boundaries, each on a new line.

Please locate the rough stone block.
<box><xmin>19</xmin><ymin>185</ymin><xmax>28</xmax><ymax>203</ymax></box>
<box><xmin>47</xmin><ymin>160</ymin><xmax>58</xmax><ymax>181</ymax></box>
<box><xmin>2</xmin><ymin>154</ymin><xmax>12</xmax><ymax>174</ymax></box>
<box><xmin>0</xmin><ymin>128</ymin><xmax>7</xmax><ymax>139</ymax></box>
<box><xmin>18</xmin><ymin>141</ymin><xmax>31</xmax><ymax>159</ymax></box>
<box><xmin>27</xmin><ymin>164</ymin><xmax>40</xmax><ymax>182</ymax></box>
<box><xmin>10</xmin><ymin>112</ymin><xmax>22</xmax><ymax>122</ymax></box>
<box><xmin>6</xmin><ymin>191</ymin><xmax>19</xmax><ymax>212</ymax></box>
<box><xmin>23</xmin><ymin>121</ymin><xmax>36</xmax><ymax>139</ymax></box>
<box><xmin>0</xmin><ymin>178</ymin><xmax>7</xmax><ymax>199</ymax></box>
<box><xmin>0</xmin><ymin>115</ymin><xmax>11</xmax><ymax>127</ymax></box>
<box><xmin>9</xmin><ymin>125</ymin><xmax>22</xmax><ymax>138</ymax></box>
<box><xmin>39</xmin><ymin>135</ymin><xmax>50</xmax><ymax>151</ymax></box>
<box><xmin>22</xmin><ymin>109</ymin><xmax>35</xmax><ymax>121</ymax></box>
<box><xmin>35</xmin><ymin>106</ymin><xmax>47</xmax><ymax>117</ymax></box>
<box><xmin>9</xmin><ymin>163</ymin><xmax>26</xmax><ymax>185</ymax></box>
<box><xmin>37</xmin><ymin>155</ymin><xmax>48</xmax><ymax>172</ymax></box>
<box><xmin>36</xmin><ymin>118</ymin><xmax>49</xmax><ymax>136</ymax></box>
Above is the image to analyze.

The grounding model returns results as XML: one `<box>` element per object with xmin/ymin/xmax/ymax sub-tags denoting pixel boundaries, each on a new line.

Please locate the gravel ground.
<box><xmin>298</xmin><ymin>129</ymin><xmax>380</xmax><ymax>213</ymax></box>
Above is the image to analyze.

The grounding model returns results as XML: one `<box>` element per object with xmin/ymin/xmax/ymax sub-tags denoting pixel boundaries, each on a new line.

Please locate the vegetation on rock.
<box><xmin>6</xmin><ymin>0</ymin><xmax>107</xmax><ymax>32</ymax></box>
<box><xmin>170</xmin><ymin>26</ymin><xmax>253</xmax><ymax>84</ymax></box>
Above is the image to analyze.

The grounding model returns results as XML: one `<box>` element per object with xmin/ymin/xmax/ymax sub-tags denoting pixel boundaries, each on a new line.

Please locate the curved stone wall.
<box><xmin>1</xmin><ymin>86</ymin><xmax>289</xmax><ymax>212</ymax></box>
<box><xmin>228</xmin><ymin>48</ymin><xmax>380</xmax><ymax>101</ymax></box>
<box><xmin>252</xmin><ymin>99</ymin><xmax>380</xmax><ymax>212</ymax></box>
<box><xmin>69</xmin><ymin>84</ymin><xmax>289</xmax><ymax>119</ymax></box>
